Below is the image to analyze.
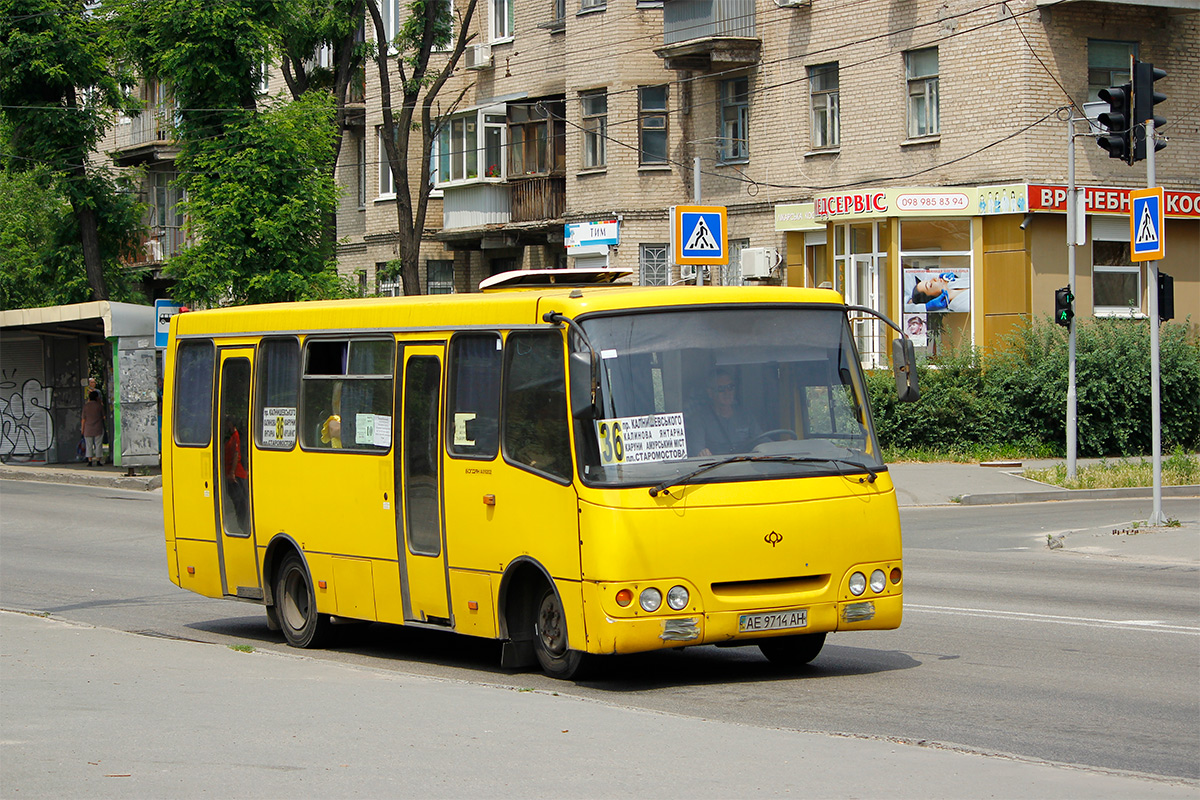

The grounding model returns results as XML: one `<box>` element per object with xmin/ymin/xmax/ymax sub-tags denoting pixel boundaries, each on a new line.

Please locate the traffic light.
<box><xmin>1097</xmin><ymin>83</ymin><xmax>1132</xmax><ymax>164</ymax></box>
<box><xmin>1132</xmin><ymin>59</ymin><xmax>1167</xmax><ymax>162</ymax></box>
<box><xmin>1054</xmin><ymin>287</ymin><xmax>1075</xmax><ymax>328</ymax></box>
<box><xmin>1158</xmin><ymin>272</ymin><xmax>1174</xmax><ymax>322</ymax></box>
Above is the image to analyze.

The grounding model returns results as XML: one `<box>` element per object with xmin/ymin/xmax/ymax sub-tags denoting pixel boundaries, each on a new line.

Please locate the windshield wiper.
<box><xmin>649</xmin><ymin>455</ymin><xmax>878</xmax><ymax>497</ymax></box>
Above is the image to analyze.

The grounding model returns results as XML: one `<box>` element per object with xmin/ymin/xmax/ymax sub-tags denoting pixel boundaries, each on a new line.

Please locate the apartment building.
<box><xmin>111</xmin><ymin>0</ymin><xmax>1199</xmax><ymax>362</ymax></box>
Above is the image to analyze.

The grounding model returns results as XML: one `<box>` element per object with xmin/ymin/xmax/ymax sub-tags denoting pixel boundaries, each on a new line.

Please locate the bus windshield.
<box><xmin>576</xmin><ymin>306</ymin><xmax>882</xmax><ymax>488</ymax></box>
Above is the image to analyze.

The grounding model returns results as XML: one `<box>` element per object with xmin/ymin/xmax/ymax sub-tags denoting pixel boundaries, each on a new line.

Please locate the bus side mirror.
<box><xmin>568</xmin><ymin>350</ymin><xmax>596</xmax><ymax>419</ymax></box>
<box><xmin>892</xmin><ymin>337</ymin><xmax>919</xmax><ymax>403</ymax></box>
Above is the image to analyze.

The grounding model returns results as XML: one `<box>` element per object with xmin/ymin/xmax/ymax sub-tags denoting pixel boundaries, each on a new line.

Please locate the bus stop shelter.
<box><xmin>1</xmin><ymin>301</ymin><xmax>159</xmax><ymax>468</ymax></box>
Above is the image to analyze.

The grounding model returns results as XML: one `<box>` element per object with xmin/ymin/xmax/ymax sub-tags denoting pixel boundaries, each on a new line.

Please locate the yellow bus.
<box><xmin>162</xmin><ymin>269</ymin><xmax>918</xmax><ymax>678</ymax></box>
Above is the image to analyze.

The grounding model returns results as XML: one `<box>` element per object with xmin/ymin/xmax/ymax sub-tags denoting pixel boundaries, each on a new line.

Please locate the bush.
<box><xmin>867</xmin><ymin>317</ymin><xmax>1200</xmax><ymax>458</ymax></box>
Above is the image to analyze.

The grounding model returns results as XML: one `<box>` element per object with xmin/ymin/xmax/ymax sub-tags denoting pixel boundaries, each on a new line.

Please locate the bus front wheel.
<box><xmin>759</xmin><ymin>632</ymin><xmax>826</xmax><ymax>667</ymax></box>
<box><xmin>275</xmin><ymin>552</ymin><xmax>330</xmax><ymax>648</ymax></box>
<box><xmin>533</xmin><ymin>588</ymin><xmax>586</xmax><ymax>679</ymax></box>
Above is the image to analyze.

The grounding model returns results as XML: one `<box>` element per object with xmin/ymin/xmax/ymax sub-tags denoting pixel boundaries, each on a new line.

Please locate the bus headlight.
<box><xmin>640</xmin><ymin>587</ymin><xmax>663</xmax><ymax>612</ymax></box>
<box><xmin>666</xmin><ymin>585</ymin><xmax>689</xmax><ymax>611</ymax></box>
<box><xmin>848</xmin><ymin>572</ymin><xmax>866</xmax><ymax>596</ymax></box>
<box><xmin>870</xmin><ymin>569</ymin><xmax>887</xmax><ymax>593</ymax></box>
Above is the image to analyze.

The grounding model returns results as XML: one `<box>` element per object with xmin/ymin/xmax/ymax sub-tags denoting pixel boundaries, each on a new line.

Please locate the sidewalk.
<box><xmin>3</xmin><ymin>609</ymin><xmax>1196</xmax><ymax>799</ymax></box>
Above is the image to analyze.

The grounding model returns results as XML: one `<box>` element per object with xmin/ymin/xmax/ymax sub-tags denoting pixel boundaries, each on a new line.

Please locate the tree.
<box><xmin>366</xmin><ymin>0</ymin><xmax>478</xmax><ymax>295</ymax></box>
<box><xmin>276</xmin><ymin>0</ymin><xmax>367</xmax><ymax>264</ymax></box>
<box><xmin>113</xmin><ymin>0</ymin><xmax>346</xmax><ymax>305</ymax></box>
<box><xmin>166</xmin><ymin>95</ymin><xmax>345</xmax><ymax>306</ymax></box>
<box><xmin>0</xmin><ymin>0</ymin><xmax>143</xmax><ymax>302</ymax></box>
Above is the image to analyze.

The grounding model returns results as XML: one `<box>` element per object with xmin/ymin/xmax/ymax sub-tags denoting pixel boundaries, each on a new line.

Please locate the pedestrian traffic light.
<box><xmin>1097</xmin><ymin>83</ymin><xmax>1132</xmax><ymax>164</ymax></box>
<box><xmin>1158</xmin><ymin>272</ymin><xmax>1174</xmax><ymax>322</ymax></box>
<box><xmin>1132</xmin><ymin>59</ymin><xmax>1167</xmax><ymax>163</ymax></box>
<box><xmin>1054</xmin><ymin>287</ymin><xmax>1074</xmax><ymax>328</ymax></box>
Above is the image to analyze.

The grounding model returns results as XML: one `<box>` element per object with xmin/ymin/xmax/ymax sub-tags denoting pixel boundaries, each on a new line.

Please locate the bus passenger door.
<box><xmin>396</xmin><ymin>345</ymin><xmax>451</xmax><ymax>624</ymax></box>
<box><xmin>215</xmin><ymin>349</ymin><xmax>261</xmax><ymax>598</ymax></box>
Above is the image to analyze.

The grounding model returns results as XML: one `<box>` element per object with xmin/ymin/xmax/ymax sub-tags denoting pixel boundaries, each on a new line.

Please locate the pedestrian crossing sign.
<box><xmin>672</xmin><ymin>205</ymin><xmax>728</xmax><ymax>265</ymax></box>
<box><xmin>1129</xmin><ymin>187</ymin><xmax>1165</xmax><ymax>261</ymax></box>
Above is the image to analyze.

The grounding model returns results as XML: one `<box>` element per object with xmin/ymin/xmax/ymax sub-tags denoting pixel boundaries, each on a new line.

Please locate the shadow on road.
<box><xmin>185</xmin><ymin>615</ymin><xmax>921</xmax><ymax>688</ymax></box>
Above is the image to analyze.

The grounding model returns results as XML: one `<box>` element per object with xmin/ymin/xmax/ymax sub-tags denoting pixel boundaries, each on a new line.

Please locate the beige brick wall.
<box><xmin>339</xmin><ymin>0</ymin><xmax>1198</xmax><ymax>291</ymax></box>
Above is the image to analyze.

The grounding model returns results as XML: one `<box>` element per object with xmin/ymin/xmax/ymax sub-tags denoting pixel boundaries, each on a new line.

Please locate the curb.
<box><xmin>0</xmin><ymin>466</ymin><xmax>161</xmax><ymax>492</ymax></box>
<box><xmin>959</xmin><ymin>484</ymin><xmax>1200</xmax><ymax>505</ymax></box>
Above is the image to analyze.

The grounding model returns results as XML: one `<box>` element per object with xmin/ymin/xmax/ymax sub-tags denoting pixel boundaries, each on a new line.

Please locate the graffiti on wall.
<box><xmin>1</xmin><ymin>369</ymin><xmax>55</xmax><ymax>458</ymax></box>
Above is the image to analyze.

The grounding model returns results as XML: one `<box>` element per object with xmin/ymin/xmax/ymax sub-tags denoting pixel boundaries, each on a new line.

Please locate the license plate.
<box><xmin>738</xmin><ymin>608</ymin><xmax>808</xmax><ymax>633</ymax></box>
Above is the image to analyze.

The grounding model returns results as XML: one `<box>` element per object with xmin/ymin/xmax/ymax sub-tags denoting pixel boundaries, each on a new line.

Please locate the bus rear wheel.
<box><xmin>275</xmin><ymin>552</ymin><xmax>330</xmax><ymax>648</ymax></box>
<box><xmin>759</xmin><ymin>632</ymin><xmax>826</xmax><ymax>667</ymax></box>
<box><xmin>533</xmin><ymin>588</ymin><xmax>586</xmax><ymax>679</ymax></box>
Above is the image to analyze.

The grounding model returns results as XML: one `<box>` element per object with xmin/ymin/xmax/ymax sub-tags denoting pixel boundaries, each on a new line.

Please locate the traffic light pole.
<box><xmin>1065</xmin><ymin>114</ymin><xmax>1079</xmax><ymax>480</ymax></box>
<box><xmin>1146</xmin><ymin>119</ymin><xmax>1165</xmax><ymax>526</ymax></box>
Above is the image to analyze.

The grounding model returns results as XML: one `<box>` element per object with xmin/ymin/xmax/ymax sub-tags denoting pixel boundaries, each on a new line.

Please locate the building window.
<box><xmin>509</xmin><ymin>101</ymin><xmax>565</xmax><ymax>177</ymax></box>
<box><xmin>356</xmin><ymin>134</ymin><xmax>366</xmax><ymax>208</ymax></box>
<box><xmin>553</xmin><ymin>0</ymin><xmax>566</xmax><ymax>23</ymax></box>
<box><xmin>382</xmin><ymin>0</ymin><xmax>403</xmax><ymax>47</ymax></box>
<box><xmin>580</xmin><ymin>0</ymin><xmax>605</xmax><ymax>11</ymax></box>
<box><xmin>1088</xmin><ymin>40</ymin><xmax>1137</xmax><ymax>102</ymax></box>
<box><xmin>581</xmin><ymin>90</ymin><xmax>607</xmax><ymax>169</ymax></box>
<box><xmin>639</xmin><ymin>85</ymin><xmax>669</xmax><ymax>165</ymax></box>
<box><xmin>254</xmin><ymin>337</ymin><xmax>299</xmax><ymax>451</ymax></box>
<box><xmin>377</xmin><ymin>263</ymin><xmax>400</xmax><ymax>296</ymax></box>
<box><xmin>378</xmin><ymin>127</ymin><xmax>397</xmax><ymax>197</ymax></box>
<box><xmin>721</xmin><ymin>238</ymin><xmax>750</xmax><ymax>286</ymax></box>
<box><xmin>432</xmin><ymin>109</ymin><xmax>508</xmax><ymax>186</ymax></box>
<box><xmin>491</xmin><ymin>0</ymin><xmax>513</xmax><ymax>40</ymax></box>
<box><xmin>905</xmin><ymin>48</ymin><xmax>939</xmax><ymax>138</ymax></box>
<box><xmin>809</xmin><ymin>62</ymin><xmax>839</xmax><ymax>149</ymax></box>
<box><xmin>427</xmin><ymin>259</ymin><xmax>455</xmax><ymax>294</ymax></box>
<box><xmin>1093</xmin><ymin>241</ymin><xmax>1141</xmax><ymax>316</ymax></box>
<box><xmin>433</xmin><ymin>0</ymin><xmax>455</xmax><ymax>51</ymax></box>
<box><xmin>640</xmin><ymin>243</ymin><xmax>669</xmax><ymax>286</ymax></box>
<box><xmin>718</xmin><ymin>77</ymin><xmax>749</xmax><ymax>162</ymax></box>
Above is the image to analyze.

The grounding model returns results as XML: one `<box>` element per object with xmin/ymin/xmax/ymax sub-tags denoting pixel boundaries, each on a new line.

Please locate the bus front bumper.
<box><xmin>584</xmin><ymin>593</ymin><xmax>902</xmax><ymax>655</ymax></box>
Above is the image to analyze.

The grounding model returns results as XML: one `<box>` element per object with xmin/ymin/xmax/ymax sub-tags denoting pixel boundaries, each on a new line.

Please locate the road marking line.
<box><xmin>907</xmin><ymin>604</ymin><xmax>1200</xmax><ymax>635</ymax></box>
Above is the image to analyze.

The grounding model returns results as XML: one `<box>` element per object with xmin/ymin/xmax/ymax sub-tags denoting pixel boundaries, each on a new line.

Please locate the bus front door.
<box><xmin>215</xmin><ymin>348</ymin><xmax>261</xmax><ymax>599</ymax></box>
<box><xmin>396</xmin><ymin>345</ymin><xmax>451</xmax><ymax>625</ymax></box>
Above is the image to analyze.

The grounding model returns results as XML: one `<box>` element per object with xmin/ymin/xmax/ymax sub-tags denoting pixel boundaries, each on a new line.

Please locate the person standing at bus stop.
<box><xmin>81</xmin><ymin>390</ymin><xmax>105</xmax><ymax>467</ymax></box>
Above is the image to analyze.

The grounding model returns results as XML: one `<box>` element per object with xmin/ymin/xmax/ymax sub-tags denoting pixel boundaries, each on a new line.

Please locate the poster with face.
<box><xmin>903</xmin><ymin>313</ymin><xmax>928</xmax><ymax>347</ymax></box>
<box><xmin>904</xmin><ymin>267</ymin><xmax>970</xmax><ymax>313</ymax></box>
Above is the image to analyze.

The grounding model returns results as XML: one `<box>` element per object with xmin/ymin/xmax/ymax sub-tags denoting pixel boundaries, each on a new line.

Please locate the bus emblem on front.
<box><xmin>765</xmin><ymin>531</ymin><xmax>783</xmax><ymax>547</ymax></box>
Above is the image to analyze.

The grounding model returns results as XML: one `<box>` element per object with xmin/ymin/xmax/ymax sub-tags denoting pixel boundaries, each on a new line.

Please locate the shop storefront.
<box><xmin>776</xmin><ymin>184</ymin><xmax>1199</xmax><ymax>365</ymax></box>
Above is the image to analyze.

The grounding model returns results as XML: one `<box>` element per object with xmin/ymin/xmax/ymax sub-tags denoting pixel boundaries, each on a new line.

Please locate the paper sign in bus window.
<box><xmin>355</xmin><ymin>413</ymin><xmax>392</xmax><ymax>448</ymax></box>
<box><xmin>595</xmin><ymin>413</ymin><xmax>687</xmax><ymax>465</ymax></box>
<box><xmin>262</xmin><ymin>407</ymin><xmax>297</xmax><ymax>447</ymax></box>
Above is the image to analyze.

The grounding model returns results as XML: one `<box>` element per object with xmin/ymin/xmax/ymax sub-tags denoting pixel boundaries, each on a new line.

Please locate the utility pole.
<box><xmin>1145</xmin><ymin>119</ymin><xmax>1165</xmax><ymax>526</ymax></box>
<box><xmin>1065</xmin><ymin>114</ymin><xmax>1080</xmax><ymax>479</ymax></box>
<box><xmin>694</xmin><ymin>156</ymin><xmax>704</xmax><ymax>285</ymax></box>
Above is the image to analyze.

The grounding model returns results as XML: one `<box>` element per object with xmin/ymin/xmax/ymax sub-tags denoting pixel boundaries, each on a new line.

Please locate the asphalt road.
<box><xmin>1</xmin><ymin>479</ymin><xmax>1197</xmax><ymax>783</ymax></box>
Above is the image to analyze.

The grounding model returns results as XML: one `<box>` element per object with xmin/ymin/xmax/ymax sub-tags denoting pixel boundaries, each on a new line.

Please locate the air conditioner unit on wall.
<box><xmin>465</xmin><ymin>43</ymin><xmax>493</xmax><ymax>71</ymax></box>
<box><xmin>740</xmin><ymin>247</ymin><xmax>778</xmax><ymax>280</ymax></box>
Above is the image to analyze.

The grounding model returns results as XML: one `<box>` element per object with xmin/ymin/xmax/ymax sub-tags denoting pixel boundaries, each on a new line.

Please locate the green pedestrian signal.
<box><xmin>1054</xmin><ymin>287</ymin><xmax>1075</xmax><ymax>328</ymax></box>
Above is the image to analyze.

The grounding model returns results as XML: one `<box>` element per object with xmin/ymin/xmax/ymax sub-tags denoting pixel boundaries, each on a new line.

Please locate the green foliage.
<box><xmin>166</xmin><ymin>94</ymin><xmax>346</xmax><ymax>306</ymax></box>
<box><xmin>0</xmin><ymin>165</ymin><xmax>145</xmax><ymax>309</ymax></box>
<box><xmin>1</xmin><ymin>0</ymin><xmax>143</xmax><ymax>302</ymax></box>
<box><xmin>867</xmin><ymin>318</ymin><xmax>1200</xmax><ymax>459</ymax></box>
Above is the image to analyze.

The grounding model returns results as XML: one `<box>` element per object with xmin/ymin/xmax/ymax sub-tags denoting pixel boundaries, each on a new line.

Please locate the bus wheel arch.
<box><xmin>497</xmin><ymin>558</ymin><xmax>585</xmax><ymax>678</ymax></box>
<box><xmin>264</xmin><ymin>537</ymin><xmax>330</xmax><ymax>649</ymax></box>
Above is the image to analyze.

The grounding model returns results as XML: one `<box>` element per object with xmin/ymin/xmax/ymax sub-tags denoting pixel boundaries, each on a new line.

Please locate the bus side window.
<box><xmin>174</xmin><ymin>340</ymin><xmax>215</xmax><ymax>447</ymax></box>
<box><xmin>255</xmin><ymin>337</ymin><xmax>299</xmax><ymax>450</ymax></box>
<box><xmin>300</xmin><ymin>338</ymin><xmax>394</xmax><ymax>452</ymax></box>
<box><xmin>502</xmin><ymin>331</ymin><xmax>571</xmax><ymax>482</ymax></box>
<box><xmin>447</xmin><ymin>333</ymin><xmax>501</xmax><ymax>459</ymax></box>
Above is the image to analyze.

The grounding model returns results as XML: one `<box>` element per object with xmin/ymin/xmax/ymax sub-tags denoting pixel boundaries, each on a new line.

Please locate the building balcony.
<box><xmin>441</xmin><ymin>175</ymin><xmax>566</xmax><ymax>231</ymax></box>
<box><xmin>656</xmin><ymin>0</ymin><xmax>760</xmax><ymax>71</ymax></box>
<box><xmin>122</xmin><ymin>225</ymin><xmax>186</xmax><ymax>267</ymax></box>
<box><xmin>111</xmin><ymin>109</ymin><xmax>179</xmax><ymax>167</ymax></box>
<box><xmin>510</xmin><ymin>176</ymin><xmax>565</xmax><ymax>223</ymax></box>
